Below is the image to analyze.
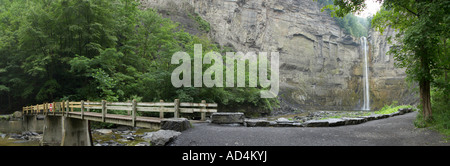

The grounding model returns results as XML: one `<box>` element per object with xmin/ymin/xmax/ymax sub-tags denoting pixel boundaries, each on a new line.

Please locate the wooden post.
<box><xmin>81</xmin><ymin>100</ymin><xmax>84</xmax><ymax>120</ymax></box>
<box><xmin>159</xmin><ymin>100</ymin><xmax>164</xmax><ymax>119</ymax></box>
<box><xmin>66</xmin><ymin>100</ymin><xmax>69</xmax><ymax>116</ymax></box>
<box><xmin>46</xmin><ymin>103</ymin><xmax>49</xmax><ymax>115</ymax></box>
<box><xmin>61</xmin><ymin>101</ymin><xmax>64</xmax><ymax>114</ymax></box>
<box><xmin>52</xmin><ymin>102</ymin><xmax>56</xmax><ymax>116</ymax></box>
<box><xmin>201</xmin><ymin>100</ymin><xmax>206</xmax><ymax>121</ymax></box>
<box><xmin>101</xmin><ymin>100</ymin><xmax>106</xmax><ymax>122</ymax></box>
<box><xmin>36</xmin><ymin>104</ymin><xmax>39</xmax><ymax>115</ymax></box>
<box><xmin>44</xmin><ymin>103</ymin><xmax>47</xmax><ymax>115</ymax></box>
<box><xmin>132</xmin><ymin>99</ymin><xmax>137</xmax><ymax>127</ymax></box>
<box><xmin>86</xmin><ymin>100</ymin><xmax>90</xmax><ymax>112</ymax></box>
<box><xmin>174</xmin><ymin>99</ymin><xmax>180</xmax><ymax>118</ymax></box>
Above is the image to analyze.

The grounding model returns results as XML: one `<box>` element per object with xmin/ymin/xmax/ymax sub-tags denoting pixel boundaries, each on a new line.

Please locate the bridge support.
<box><xmin>42</xmin><ymin>116</ymin><xmax>92</xmax><ymax>146</ymax></box>
<box><xmin>42</xmin><ymin>116</ymin><xmax>63</xmax><ymax>146</ymax></box>
<box><xmin>61</xmin><ymin>117</ymin><xmax>92</xmax><ymax>146</ymax></box>
<box><xmin>23</xmin><ymin>115</ymin><xmax>44</xmax><ymax>133</ymax></box>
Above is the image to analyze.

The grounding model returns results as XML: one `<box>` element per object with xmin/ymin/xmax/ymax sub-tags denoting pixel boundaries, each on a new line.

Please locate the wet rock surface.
<box><xmin>211</xmin><ymin>112</ymin><xmax>245</xmax><ymax>124</ymax></box>
<box><xmin>8</xmin><ymin>131</ymin><xmax>42</xmax><ymax>141</ymax></box>
<box><xmin>244</xmin><ymin>108</ymin><xmax>415</xmax><ymax>128</ymax></box>
<box><xmin>0</xmin><ymin>131</ymin><xmax>42</xmax><ymax>145</ymax></box>
<box><xmin>142</xmin><ymin>130</ymin><xmax>181</xmax><ymax>146</ymax></box>
<box><xmin>161</xmin><ymin>118</ymin><xmax>191</xmax><ymax>132</ymax></box>
<box><xmin>92</xmin><ymin>127</ymin><xmax>182</xmax><ymax>146</ymax></box>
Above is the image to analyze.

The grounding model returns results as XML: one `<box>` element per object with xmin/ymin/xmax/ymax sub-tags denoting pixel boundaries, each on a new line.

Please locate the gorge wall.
<box><xmin>140</xmin><ymin>0</ymin><xmax>418</xmax><ymax>111</ymax></box>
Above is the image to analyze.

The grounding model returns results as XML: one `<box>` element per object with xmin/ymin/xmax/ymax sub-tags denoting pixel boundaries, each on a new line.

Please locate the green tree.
<box><xmin>317</xmin><ymin>0</ymin><xmax>369</xmax><ymax>37</ymax></box>
<box><xmin>0</xmin><ymin>0</ymin><xmax>278</xmax><ymax>115</ymax></box>
<box><xmin>323</xmin><ymin>0</ymin><xmax>450</xmax><ymax>121</ymax></box>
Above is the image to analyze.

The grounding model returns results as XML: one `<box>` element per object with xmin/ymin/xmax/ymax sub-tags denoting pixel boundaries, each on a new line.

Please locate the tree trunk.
<box><xmin>419</xmin><ymin>78</ymin><xmax>432</xmax><ymax>121</ymax></box>
<box><xmin>419</xmin><ymin>45</ymin><xmax>433</xmax><ymax>122</ymax></box>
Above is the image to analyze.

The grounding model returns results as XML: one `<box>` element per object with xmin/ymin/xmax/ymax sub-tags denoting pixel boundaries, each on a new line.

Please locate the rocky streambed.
<box><xmin>0</xmin><ymin>127</ymin><xmax>182</xmax><ymax>146</ymax></box>
<box><xmin>92</xmin><ymin>127</ymin><xmax>181</xmax><ymax>146</ymax></box>
<box><xmin>0</xmin><ymin>131</ymin><xmax>42</xmax><ymax>146</ymax></box>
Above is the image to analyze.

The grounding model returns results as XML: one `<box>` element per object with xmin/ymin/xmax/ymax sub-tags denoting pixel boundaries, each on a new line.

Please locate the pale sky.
<box><xmin>356</xmin><ymin>0</ymin><xmax>382</xmax><ymax>18</ymax></box>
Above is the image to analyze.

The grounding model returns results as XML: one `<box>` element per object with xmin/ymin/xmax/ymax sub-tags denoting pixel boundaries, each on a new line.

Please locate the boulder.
<box><xmin>161</xmin><ymin>118</ymin><xmax>191</xmax><ymax>132</ymax></box>
<box><xmin>303</xmin><ymin>120</ymin><xmax>329</xmax><ymax>127</ymax></box>
<box><xmin>245</xmin><ymin>119</ymin><xmax>270</xmax><ymax>127</ymax></box>
<box><xmin>120</xmin><ymin>134</ymin><xmax>135</xmax><ymax>140</ymax></box>
<box><xmin>94</xmin><ymin>129</ymin><xmax>113</xmax><ymax>135</ymax></box>
<box><xmin>12</xmin><ymin>111</ymin><xmax>23</xmax><ymax>119</ymax></box>
<box><xmin>143</xmin><ymin>130</ymin><xmax>181</xmax><ymax>146</ymax></box>
<box><xmin>274</xmin><ymin>118</ymin><xmax>296</xmax><ymax>127</ymax></box>
<box><xmin>276</xmin><ymin>118</ymin><xmax>290</xmax><ymax>123</ymax></box>
<box><xmin>211</xmin><ymin>112</ymin><xmax>244</xmax><ymax>124</ymax></box>
<box><xmin>342</xmin><ymin>118</ymin><xmax>366</xmax><ymax>125</ymax></box>
<box><xmin>327</xmin><ymin>118</ymin><xmax>346</xmax><ymax>127</ymax></box>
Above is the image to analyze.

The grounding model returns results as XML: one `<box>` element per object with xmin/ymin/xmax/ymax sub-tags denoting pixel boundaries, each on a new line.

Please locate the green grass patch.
<box><xmin>317</xmin><ymin>103</ymin><xmax>414</xmax><ymax>120</ymax></box>
<box><xmin>373</xmin><ymin>105</ymin><xmax>413</xmax><ymax>115</ymax></box>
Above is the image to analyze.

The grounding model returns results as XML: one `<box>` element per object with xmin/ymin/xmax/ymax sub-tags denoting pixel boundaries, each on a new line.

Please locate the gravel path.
<box><xmin>170</xmin><ymin>112</ymin><xmax>449</xmax><ymax>146</ymax></box>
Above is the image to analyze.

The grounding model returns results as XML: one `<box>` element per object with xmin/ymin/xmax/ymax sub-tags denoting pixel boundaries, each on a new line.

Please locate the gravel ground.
<box><xmin>170</xmin><ymin>112</ymin><xmax>449</xmax><ymax>146</ymax></box>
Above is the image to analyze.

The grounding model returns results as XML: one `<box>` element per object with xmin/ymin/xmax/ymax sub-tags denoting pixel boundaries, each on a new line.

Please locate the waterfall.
<box><xmin>361</xmin><ymin>37</ymin><xmax>370</xmax><ymax>111</ymax></box>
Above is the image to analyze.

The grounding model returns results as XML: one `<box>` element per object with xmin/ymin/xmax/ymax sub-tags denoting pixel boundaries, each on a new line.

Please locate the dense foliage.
<box><xmin>317</xmin><ymin>0</ymin><xmax>371</xmax><ymax>38</ymax></box>
<box><xmin>0</xmin><ymin>0</ymin><xmax>278</xmax><ymax>114</ymax></box>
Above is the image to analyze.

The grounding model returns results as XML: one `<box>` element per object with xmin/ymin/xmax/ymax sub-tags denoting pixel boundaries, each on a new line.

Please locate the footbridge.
<box><xmin>22</xmin><ymin>99</ymin><xmax>217</xmax><ymax>146</ymax></box>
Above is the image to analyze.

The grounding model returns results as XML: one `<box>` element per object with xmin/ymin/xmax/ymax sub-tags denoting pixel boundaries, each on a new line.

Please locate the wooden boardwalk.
<box><xmin>23</xmin><ymin>99</ymin><xmax>217</xmax><ymax>129</ymax></box>
<box><xmin>63</xmin><ymin>111</ymin><xmax>162</xmax><ymax>128</ymax></box>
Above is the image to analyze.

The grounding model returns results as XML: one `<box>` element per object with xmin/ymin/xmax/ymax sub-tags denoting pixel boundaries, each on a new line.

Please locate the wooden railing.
<box><xmin>22</xmin><ymin>99</ymin><xmax>218</xmax><ymax>121</ymax></box>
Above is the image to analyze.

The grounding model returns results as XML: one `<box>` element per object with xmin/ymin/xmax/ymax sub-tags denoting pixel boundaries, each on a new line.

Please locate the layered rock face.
<box><xmin>141</xmin><ymin>0</ymin><xmax>418</xmax><ymax>111</ymax></box>
<box><xmin>368</xmin><ymin>27</ymin><xmax>418</xmax><ymax>109</ymax></box>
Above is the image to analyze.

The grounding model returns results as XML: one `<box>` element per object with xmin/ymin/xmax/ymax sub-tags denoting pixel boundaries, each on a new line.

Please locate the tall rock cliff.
<box><xmin>140</xmin><ymin>0</ymin><xmax>418</xmax><ymax>111</ymax></box>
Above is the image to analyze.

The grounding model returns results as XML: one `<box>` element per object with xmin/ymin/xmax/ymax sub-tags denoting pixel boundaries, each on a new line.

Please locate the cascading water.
<box><xmin>361</xmin><ymin>37</ymin><xmax>370</xmax><ymax>111</ymax></box>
